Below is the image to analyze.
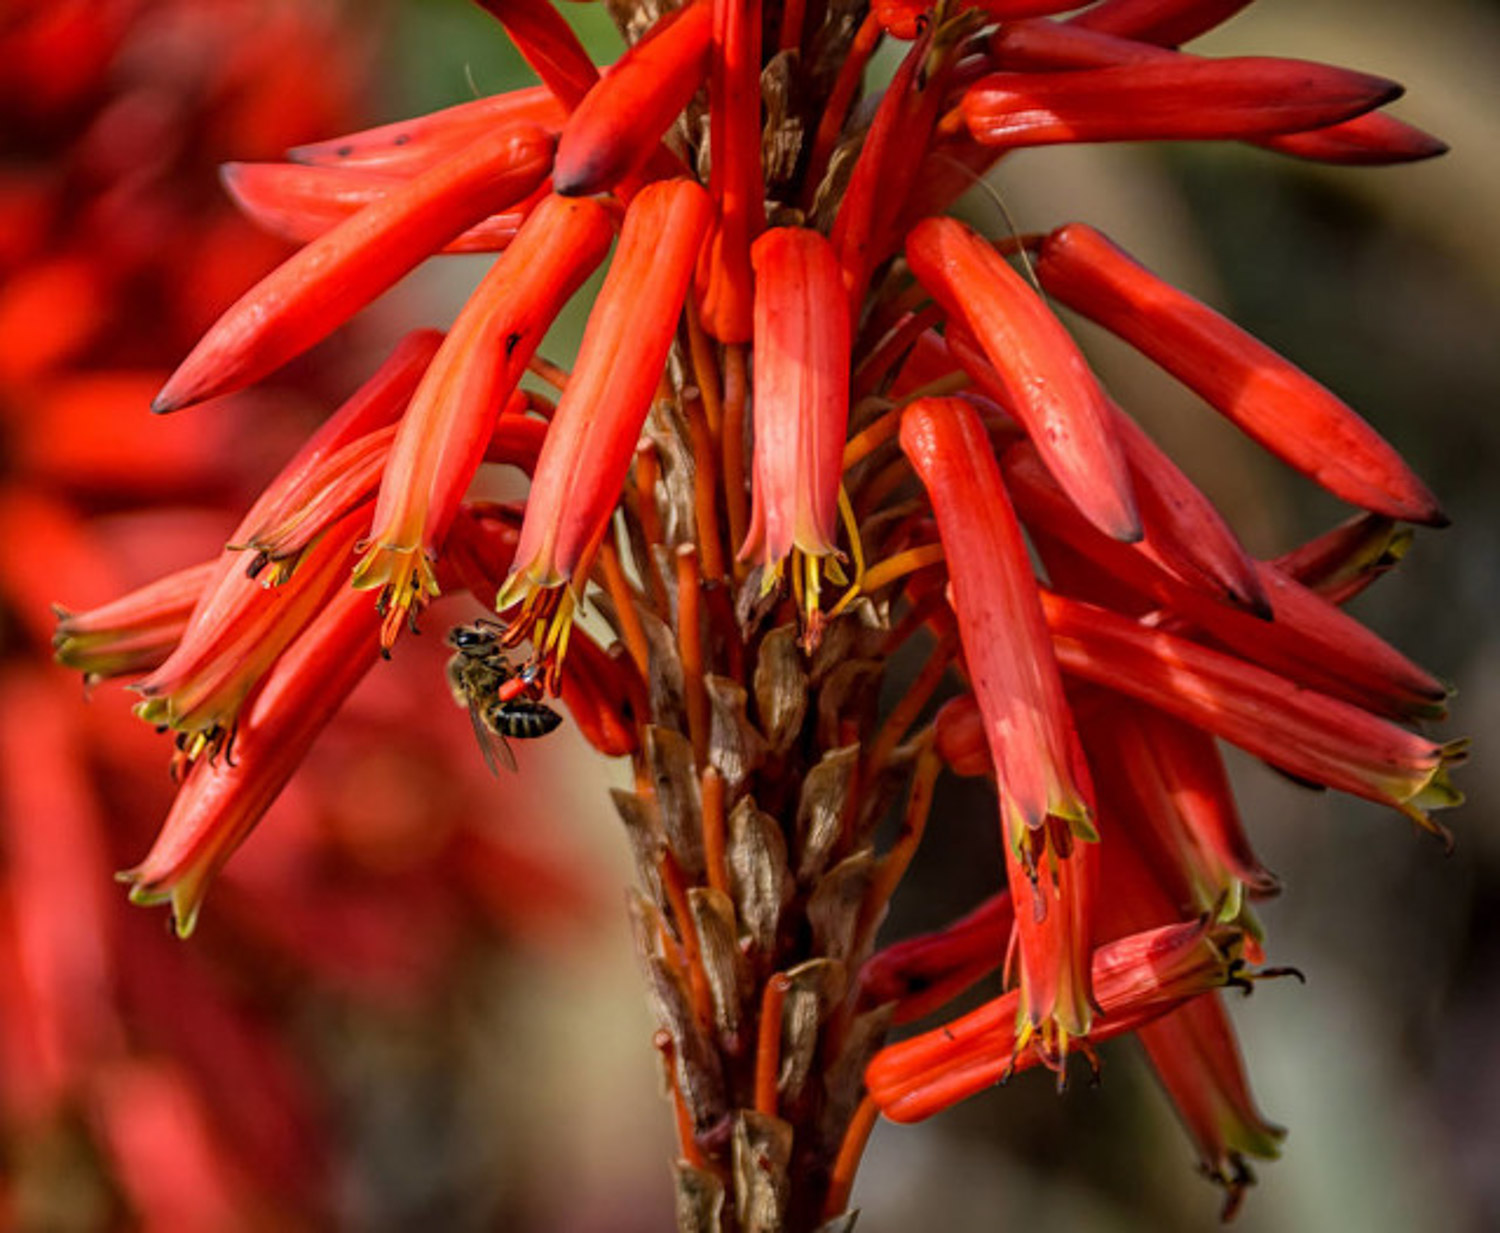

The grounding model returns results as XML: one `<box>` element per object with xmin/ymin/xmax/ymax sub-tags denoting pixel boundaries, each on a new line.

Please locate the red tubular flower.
<box><xmin>132</xmin><ymin>510</ymin><xmax>366</xmax><ymax>754</ymax></box>
<box><xmin>131</xmin><ymin>334</ymin><xmax>439</xmax><ymax>729</ymax></box>
<box><xmin>287</xmin><ymin>85</ymin><xmax>567</xmax><ymax>174</ymax></box>
<box><xmin>119</xmin><ymin>585</ymin><xmax>383</xmax><ymax>937</ymax></box>
<box><xmin>352</xmin><ymin>194</ymin><xmax>614</xmax><ymax>646</ymax></box>
<box><xmin>498</xmin><ymin>179</ymin><xmax>711</xmax><ymax>660</ymax></box>
<box><xmin>153</xmin><ymin>124</ymin><xmax>555</xmax><ymax>412</ymax></box>
<box><xmin>1137</xmin><ymin>993</ymin><xmax>1285</xmax><ymax>1219</ymax></box>
<box><xmin>900</xmin><ymin>397</ymin><xmax>1091</xmax><ymax>840</ymax></box>
<box><xmin>221</xmin><ymin>161</ymin><xmax>549</xmax><ymax>253</ymax></box>
<box><xmin>1085</xmin><ymin>699</ymin><xmax>1279</xmax><ymax>915</ymax></box>
<box><xmin>906</xmin><ymin>217</ymin><xmax>1141</xmax><ymax>542</ymax></box>
<box><xmin>694</xmin><ymin>0</ymin><xmax>764</xmax><ymax>343</ymax></box>
<box><xmin>1041</xmin><ymin>589</ymin><xmax>1466</xmax><ymax>835</ymax></box>
<box><xmin>1035</xmin><ymin>222</ymin><xmax>1446</xmax><ymax>524</ymax></box>
<box><xmin>473</xmin><ymin>0</ymin><xmax>601</xmax><ymax>110</ymax></box>
<box><xmin>1066</xmin><ymin>0</ymin><xmax>1256</xmax><ymax>44</ymax></box>
<box><xmin>961</xmin><ymin>58</ymin><xmax>1401</xmax><ymax>149</ymax></box>
<box><xmin>988</xmin><ymin>22</ymin><xmax>1447</xmax><ymax>165</ymax></box>
<box><xmin>866</xmin><ymin>919</ymin><xmax>1248</xmax><ymax>1122</ymax></box>
<box><xmin>1002</xmin><ymin>442</ymin><xmax>1449</xmax><ymax>721</ymax></box>
<box><xmin>552</xmin><ymin>2</ymin><xmax>712</xmax><ymax>196</ymax></box>
<box><xmin>1002</xmin><ymin>817</ymin><xmax>1098</xmax><ymax>1047</ymax></box>
<box><xmin>741</xmin><ymin>227</ymin><xmax>852</xmax><ymax>610</ymax></box>
<box><xmin>53</xmin><ymin>561</ymin><xmax>216</xmax><ymax>683</ymax></box>
<box><xmin>859</xmin><ymin>891</ymin><xmax>1015</xmax><ymax>1024</ymax></box>
<box><xmin>900</xmin><ymin>396</ymin><xmax>1095</xmax><ymax>1043</ymax></box>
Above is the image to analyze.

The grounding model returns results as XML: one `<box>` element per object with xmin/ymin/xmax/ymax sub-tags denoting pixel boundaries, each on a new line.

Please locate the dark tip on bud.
<box><xmin>1238</xmin><ymin>589</ymin><xmax>1276</xmax><ymax>622</ymax></box>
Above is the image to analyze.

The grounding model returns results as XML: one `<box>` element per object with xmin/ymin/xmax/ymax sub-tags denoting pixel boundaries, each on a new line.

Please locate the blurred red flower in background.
<box><xmin>1</xmin><ymin>3</ymin><xmax>593</xmax><ymax>1226</ymax></box>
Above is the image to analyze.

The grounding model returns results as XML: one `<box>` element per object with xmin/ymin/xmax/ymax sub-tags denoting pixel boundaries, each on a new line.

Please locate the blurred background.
<box><xmin>1</xmin><ymin>0</ymin><xmax>1497</xmax><ymax>1229</ymax></box>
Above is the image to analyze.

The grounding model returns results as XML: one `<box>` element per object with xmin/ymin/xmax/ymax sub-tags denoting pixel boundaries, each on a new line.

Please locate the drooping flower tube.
<box><xmin>905</xmin><ymin>217</ymin><xmax>1141</xmax><ymax>542</ymax></box>
<box><xmin>899</xmin><ymin>396</ymin><xmax>1095</xmax><ymax>1046</ymax></box>
<box><xmin>497</xmin><ymin>178</ymin><xmax>712</xmax><ymax>669</ymax></box>
<box><xmin>119</xmin><ymin>586</ymin><xmax>385</xmax><ymax>937</ymax></box>
<box><xmin>352</xmin><ymin>193</ymin><xmax>614</xmax><ymax>647</ymax></box>
<box><xmin>1033</xmin><ymin>222</ymin><xmax>1445</xmax><ymax>524</ymax></box>
<box><xmin>740</xmin><ymin>227</ymin><xmax>855</xmax><ymax>629</ymax></box>
<box><xmin>866</xmin><ymin>919</ymin><xmax>1251</xmax><ymax>1122</ymax></box>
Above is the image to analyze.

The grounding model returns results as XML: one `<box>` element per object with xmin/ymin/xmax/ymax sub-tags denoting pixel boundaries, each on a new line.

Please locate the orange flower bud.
<box><xmin>906</xmin><ymin>216</ymin><xmax>1140</xmax><ymax>542</ymax></box>
<box><xmin>287</xmin><ymin>85</ymin><xmax>566</xmax><ymax>174</ymax></box>
<box><xmin>154</xmin><ymin>124</ymin><xmax>554</xmax><ymax>412</ymax></box>
<box><xmin>962</xmin><ymin>58</ymin><xmax>1400</xmax><ymax>148</ymax></box>
<box><xmin>693</xmin><ymin>0</ymin><xmax>764</xmax><ymax>343</ymax></box>
<box><xmin>553</xmin><ymin>2</ymin><xmax>713</xmax><ymax>196</ymax></box>
<box><xmin>54</xmin><ymin>561</ymin><xmax>217</xmax><ymax>682</ymax></box>
<box><xmin>221</xmin><ymin>161</ymin><xmax>549</xmax><ymax>253</ymax></box>
<box><xmin>133</xmin><ymin>510</ymin><xmax>365</xmax><ymax>754</ymax></box>
<box><xmin>1035</xmin><ymin>222</ymin><xmax>1445</xmax><ymax>524</ymax></box>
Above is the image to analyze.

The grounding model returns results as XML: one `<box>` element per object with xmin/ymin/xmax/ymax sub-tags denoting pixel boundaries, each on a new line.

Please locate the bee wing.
<box><xmin>466</xmin><ymin>699</ymin><xmax>518</xmax><ymax>776</ymax></box>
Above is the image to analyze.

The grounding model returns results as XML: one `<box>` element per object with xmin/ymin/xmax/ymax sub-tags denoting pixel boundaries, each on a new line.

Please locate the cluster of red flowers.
<box><xmin>51</xmin><ymin>0</ymin><xmax>1463</xmax><ymax>1227</ymax></box>
<box><xmin>5</xmin><ymin>2</ymin><xmax>592</xmax><ymax>1225</ymax></box>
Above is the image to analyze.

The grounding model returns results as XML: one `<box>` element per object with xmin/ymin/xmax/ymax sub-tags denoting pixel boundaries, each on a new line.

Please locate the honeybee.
<box><xmin>445</xmin><ymin>621</ymin><xmax>561</xmax><ymax>774</ymax></box>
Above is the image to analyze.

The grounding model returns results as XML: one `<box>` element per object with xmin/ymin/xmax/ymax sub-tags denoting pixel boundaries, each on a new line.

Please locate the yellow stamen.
<box><xmin>352</xmin><ymin>543</ymin><xmax>441</xmax><ymax>649</ymax></box>
<box><xmin>826</xmin><ymin>485</ymin><xmax>867</xmax><ymax>619</ymax></box>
